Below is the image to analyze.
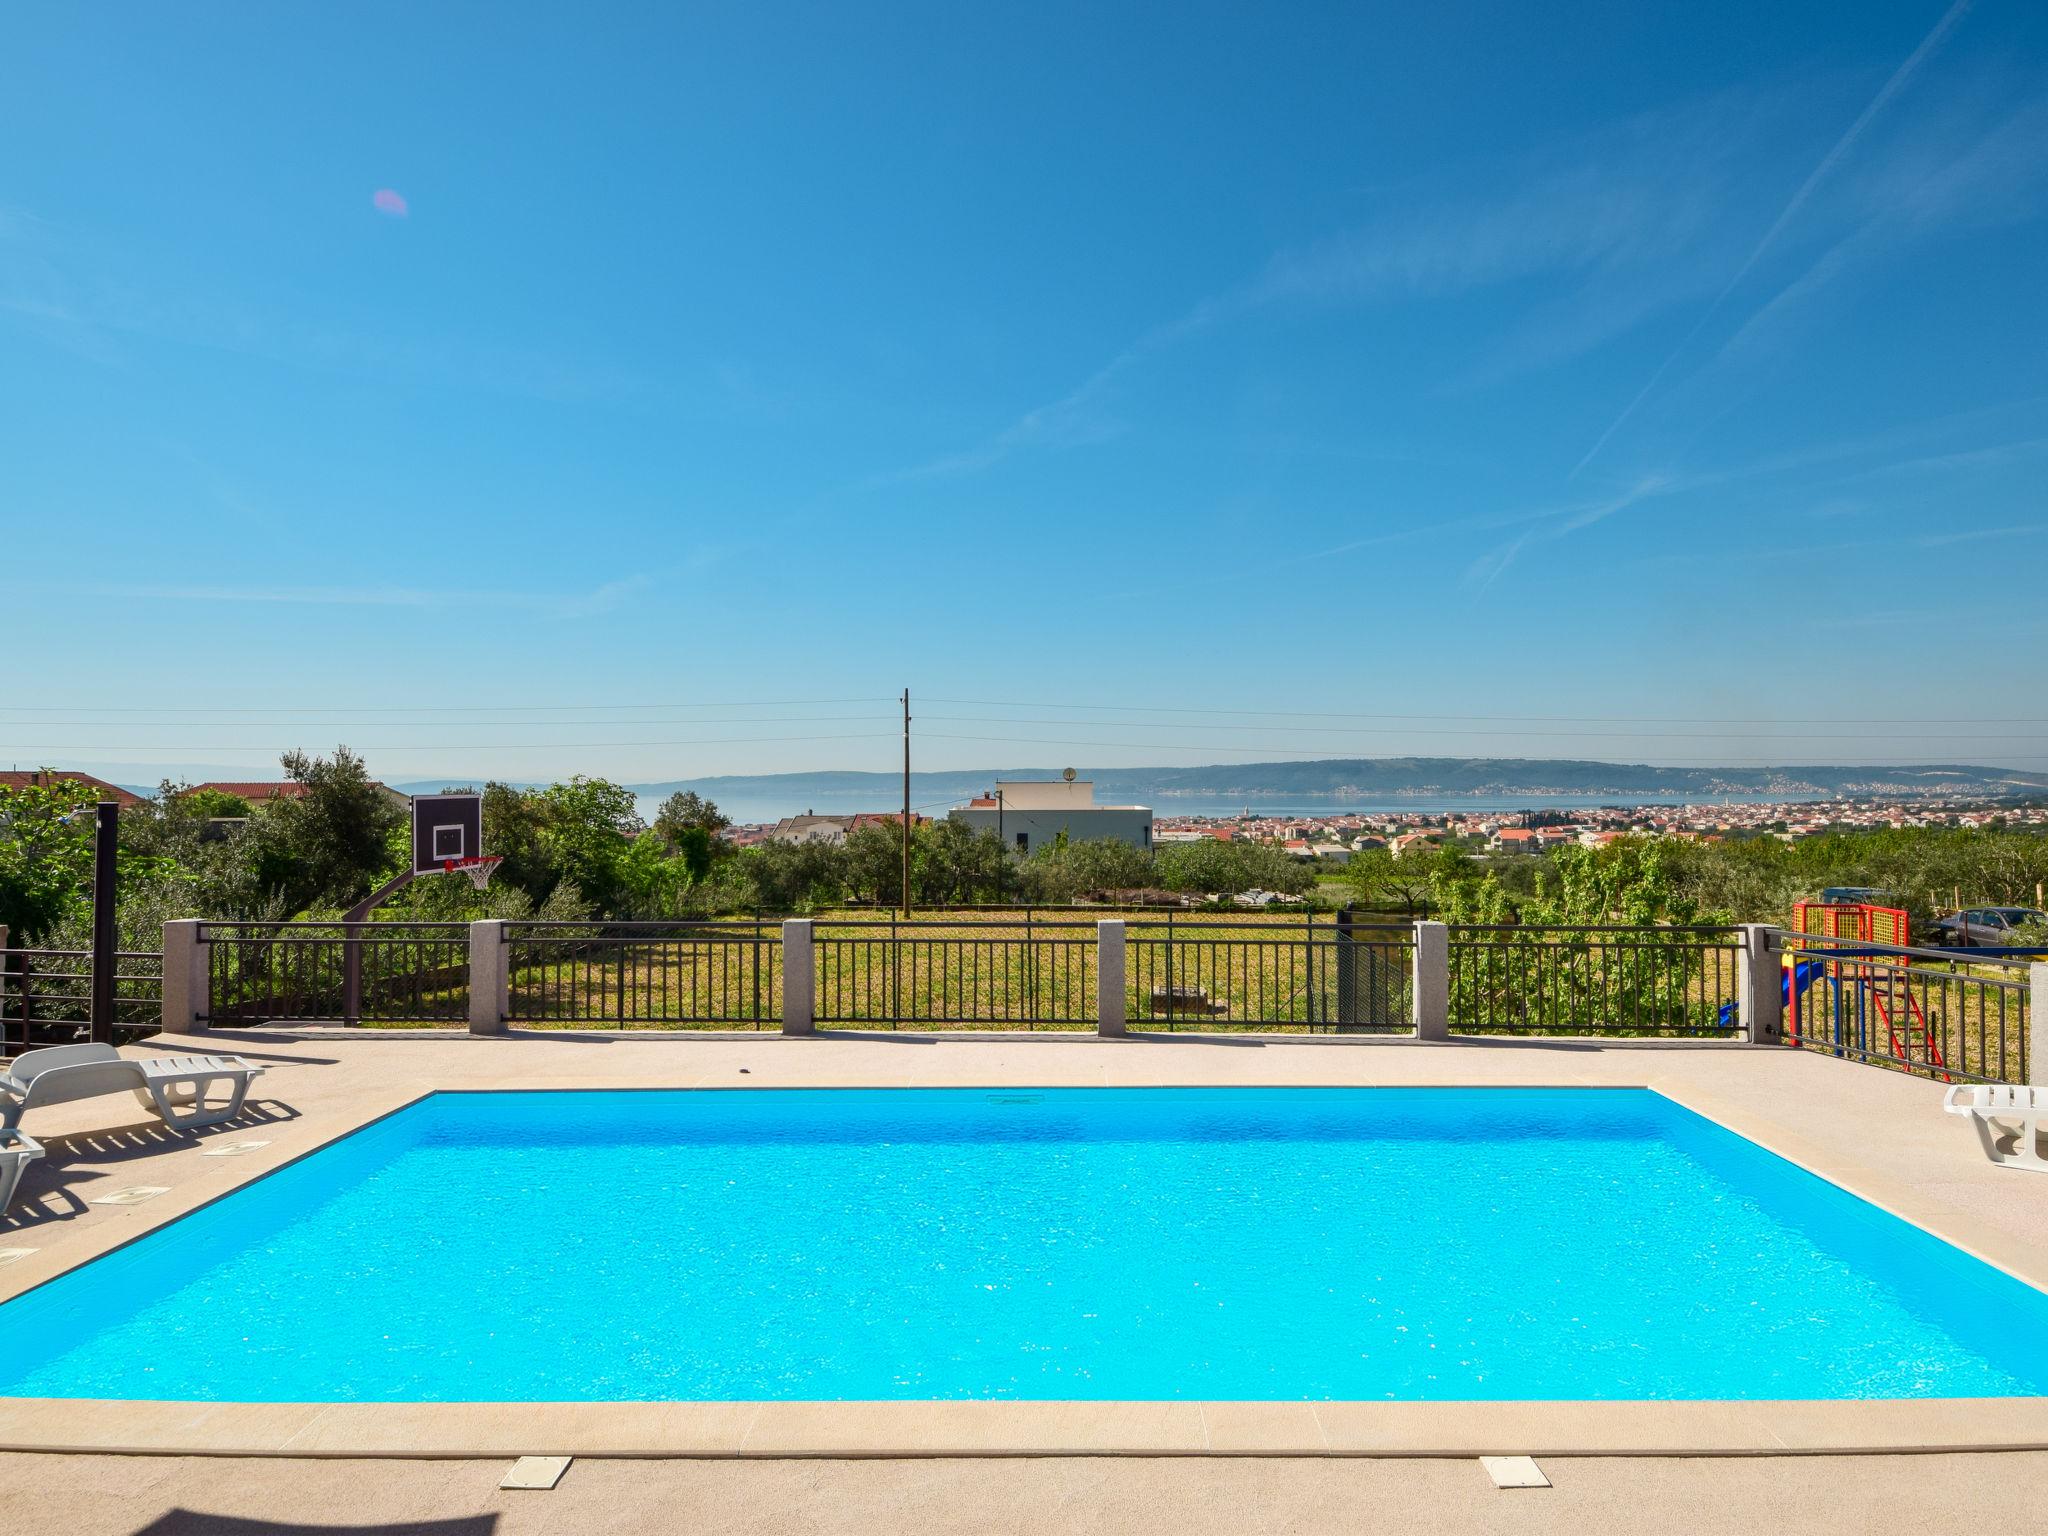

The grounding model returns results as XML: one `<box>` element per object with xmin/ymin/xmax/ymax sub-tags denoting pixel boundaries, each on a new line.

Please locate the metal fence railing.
<box><xmin>0</xmin><ymin>947</ymin><xmax>163</xmax><ymax>1048</ymax></box>
<box><xmin>1779</xmin><ymin>931</ymin><xmax>2032</xmax><ymax>1084</ymax></box>
<box><xmin>504</xmin><ymin>921</ymin><xmax>781</xmax><ymax>1028</ymax></box>
<box><xmin>147</xmin><ymin>916</ymin><xmax>2036</xmax><ymax>1076</ymax></box>
<box><xmin>814</xmin><ymin>918</ymin><xmax>1097</xmax><ymax>1029</ymax></box>
<box><xmin>1126</xmin><ymin>914</ymin><xmax>1414</xmax><ymax>1032</ymax></box>
<box><xmin>201</xmin><ymin>922</ymin><xmax>470</xmax><ymax>1026</ymax></box>
<box><xmin>1447</xmin><ymin>925</ymin><xmax>1745</xmax><ymax>1037</ymax></box>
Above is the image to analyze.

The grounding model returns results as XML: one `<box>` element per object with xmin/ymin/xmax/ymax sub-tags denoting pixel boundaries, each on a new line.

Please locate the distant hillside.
<box><xmin>599</xmin><ymin>758</ymin><xmax>2048</xmax><ymax>818</ymax></box>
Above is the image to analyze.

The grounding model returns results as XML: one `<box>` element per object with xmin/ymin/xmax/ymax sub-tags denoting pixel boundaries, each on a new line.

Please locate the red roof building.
<box><xmin>187</xmin><ymin>781</ymin><xmax>311</xmax><ymax>802</ymax></box>
<box><xmin>0</xmin><ymin>770</ymin><xmax>144</xmax><ymax>808</ymax></box>
<box><xmin>849</xmin><ymin>812</ymin><xmax>931</xmax><ymax>832</ymax></box>
<box><xmin>181</xmin><ymin>780</ymin><xmax>407</xmax><ymax>807</ymax></box>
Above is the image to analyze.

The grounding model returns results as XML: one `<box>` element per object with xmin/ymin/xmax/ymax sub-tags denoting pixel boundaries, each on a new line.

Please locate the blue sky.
<box><xmin>5</xmin><ymin>0</ymin><xmax>2046</xmax><ymax>787</ymax></box>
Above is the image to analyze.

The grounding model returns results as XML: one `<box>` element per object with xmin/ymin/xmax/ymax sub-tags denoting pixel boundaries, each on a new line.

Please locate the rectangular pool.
<box><xmin>4</xmin><ymin>1087</ymin><xmax>2046</xmax><ymax>1402</ymax></box>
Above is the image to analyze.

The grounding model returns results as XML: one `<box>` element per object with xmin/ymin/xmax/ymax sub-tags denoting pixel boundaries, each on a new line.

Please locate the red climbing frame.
<box><xmin>1786</xmin><ymin>902</ymin><xmax>1948</xmax><ymax>1081</ymax></box>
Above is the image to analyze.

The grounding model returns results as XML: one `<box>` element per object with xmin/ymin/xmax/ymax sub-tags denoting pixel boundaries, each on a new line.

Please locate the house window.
<box><xmin>1015</xmin><ymin>832</ymin><xmax>1028</xmax><ymax>852</ymax></box>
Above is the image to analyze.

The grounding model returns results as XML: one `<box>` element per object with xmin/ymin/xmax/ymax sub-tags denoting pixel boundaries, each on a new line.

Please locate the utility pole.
<box><xmin>901</xmin><ymin>688</ymin><xmax>913</xmax><ymax>918</ymax></box>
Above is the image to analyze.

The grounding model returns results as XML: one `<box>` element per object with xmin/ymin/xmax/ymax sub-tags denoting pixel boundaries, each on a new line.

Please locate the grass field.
<box><xmin>206</xmin><ymin>911</ymin><xmax>2028</xmax><ymax>1078</ymax></box>
<box><xmin>498</xmin><ymin>909</ymin><xmax>1407</xmax><ymax>1033</ymax></box>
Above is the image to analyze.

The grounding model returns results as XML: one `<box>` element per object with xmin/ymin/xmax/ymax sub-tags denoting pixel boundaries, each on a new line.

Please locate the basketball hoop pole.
<box><xmin>341</xmin><ymin>868</ymin><xmax>419</xmax><ymax>1025</ymax></box>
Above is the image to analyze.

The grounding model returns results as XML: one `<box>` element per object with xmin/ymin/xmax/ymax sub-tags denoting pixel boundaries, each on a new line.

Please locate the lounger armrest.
<box><xmin>0</xmin><ymin>1074</ymin><xmax>27</xmax><ymax>1100</ymax></box>
<box><xmin>141</xmin><ymin>1056</ymin><xmax>265</xmax><ymax>1079</ymax></box>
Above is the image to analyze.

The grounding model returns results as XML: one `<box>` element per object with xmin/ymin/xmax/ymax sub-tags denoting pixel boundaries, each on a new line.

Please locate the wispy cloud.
<box><xmin>1567</xmin><ymin>0</ymin><xmax>1975</xmax><ymax>479</ymax></box>
<box><xmin>889</xmin><ymin>101</ymin><xmax>1750</xmax><ymax>482</ymax></box>
<box><xmin>1710</xmin><ymin>94</ymin><xmax>2048</xmax><ymax>370</ymax></box>
<box><xmin>1462</xmin><ymin>477</ymin><xmax>1680</xmax><ymax>591</ymax></box>
<box><xmin>1917</xmin><ymin>521</ymin><xmax>2048</xmax><ymax>547</ymax></box>
<box><xmin>885</xmin><ymin>75</ymin><xmax>1954</xmax><ymax>486</ymax></box>
<box><xmin>1245</xmin><ymin>104</ymin><xmax>1746</xmax><ymax>307</ymax></box>
<box><xmin>883</xmin><ymin>298</ymin><xmax>1229</xmax><ymax>481</ymax></box>
<box><xmin>61</xmin><ymin>576</ymin><xmax>652</xmax><ymax>618</ymax></box>
<box><xmin>0</xmin><ymin>205</ymin><xmax>662</xmax><ymax>408</ymax></box>
<box><xmin>1460</xmin><ymin>405</ymin><xmax>2048</xmax><ymax>585</ymax></box>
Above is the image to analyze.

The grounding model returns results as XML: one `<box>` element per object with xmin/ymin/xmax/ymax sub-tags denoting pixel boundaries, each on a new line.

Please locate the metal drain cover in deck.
<box><xmin>501</xmin><ymin>1456</ymin><xmax>572</xmax><ymax>1490</ymax></box>
<box><xmin>1480</xmin><ymin>1456</ymin><xmax>1550</xmax><ymax>1489</ymax></box>
<box><xmin>90</xmin><ymin>1186</ymin><xmax>172</xmax><ymax>1206</ymax></box>
<box><xmin>202</xmin><ymin>1140</ymin><xmax>273</xmax><ymax>1158</ymax></box>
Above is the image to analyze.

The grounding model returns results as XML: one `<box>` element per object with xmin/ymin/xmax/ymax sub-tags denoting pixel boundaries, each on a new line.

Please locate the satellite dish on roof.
<box><xmin>1062</xmin><ymin>767</ymin><xmax>1076</xmax><ymax>782</ymax></box>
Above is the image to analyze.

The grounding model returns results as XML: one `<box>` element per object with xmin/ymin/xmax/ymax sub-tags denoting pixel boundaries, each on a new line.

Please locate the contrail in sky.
<box><xmin>1566</xmin><ymin>0</ymin><xmax>1974</xmax><ymax>481</ymax></box>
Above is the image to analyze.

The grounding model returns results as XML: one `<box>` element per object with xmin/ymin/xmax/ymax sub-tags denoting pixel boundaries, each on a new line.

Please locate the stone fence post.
<box><xmin>1738</xmin><ymin>925</ymin><xmax>1784</xmax><ymax>1045</ymax></box>
<box><xmin>161</xmin><ymin>918</ymin><xmax>210</xmax><ymax>1035</ymax></box>
<box><xmin>782</xmin><ymin>919</ymin><xmax>815</xmax><ymax>1035</ymax></box>
<box><xmin>1412</xmin><ymin>921</ymin><xmax>1449</xmax><ymax>1040</ymax></box>
<box><xmin>2031</xmin><ymin>963</ymin><xmax>2047</xmax><ymax>1088</ymax></box>
<box><xmin>467</xmin><ymin>919</ymin><xmax>509</xmax><ymax>1035</ymax></box>
<box><xmin>1096</xmin><ymin>920</ymin><xmax>1126</xmax><ymax>1037</ymax></box>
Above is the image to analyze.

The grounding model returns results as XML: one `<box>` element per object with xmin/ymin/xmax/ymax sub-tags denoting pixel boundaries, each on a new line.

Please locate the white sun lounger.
<box><xmin>0</xmin><ymin>1128</ymin><xmax>42</xmax><ymax>1213</ymax></box>
<box><xmin>0</xmin><ymin>1044</ymin><xmax>266</xmax><ymax>1133</ymax></box>
<box><xmin>1944</xmin><ymin>1084</ymin><xmax>2048</xmax><ymax>1171</ymax></box>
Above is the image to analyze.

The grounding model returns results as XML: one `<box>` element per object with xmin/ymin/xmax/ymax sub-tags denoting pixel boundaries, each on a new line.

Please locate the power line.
<box><xmin>8</xmin><ymin>697</ymin><xmax>2042</xmax><ymax>727</ymax></box>
<box><xmin>921</xmin><ymin>697</ymin><xmax>2048</xmax><ymax>726</ymax></box>
<box><xmin>10</xmin><ymin>709</ymin><xmax>2045</xmax><ymax>742</ymax></box>
<box><xmin>917</xmin><ymin>732</ymin><xmax>2048</xmax><ymax>768</ymax></box>
<box><xmin>916</xmin><ymin>715</ymin><xmax>2047</xmax><ymax>742</ymax></box>
<box><xmin>0</xmin><ymin>697</ymin><xmax>893</xmax><ymax>717</ymax></box>
<box><xmin>0</xmin><ymin>713</ymin><xmax>894</xmax><ymax>729</ymax></box>
<box><xmin>0</xmin><ymin>732</ymin><xmax>900</xmax><ymax>752</ymax></box>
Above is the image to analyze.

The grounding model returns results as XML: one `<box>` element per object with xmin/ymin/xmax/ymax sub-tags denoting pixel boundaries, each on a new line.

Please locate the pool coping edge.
<box><xmin>4</xmin><ymin>1396</ymin><xmax>2048</xmax><ymax>1459</ymax></box>
<box><xmin>7</xmin><ymin>1073</ymin><xmax>2048</xmax><ymax>1459</ymax></box>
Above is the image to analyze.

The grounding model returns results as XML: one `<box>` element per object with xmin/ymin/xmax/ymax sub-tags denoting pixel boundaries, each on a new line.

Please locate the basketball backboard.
<box><xmin>411</xmin><ymin>793</ymin><xmax>484</xmax><ymax>875</ymax></box>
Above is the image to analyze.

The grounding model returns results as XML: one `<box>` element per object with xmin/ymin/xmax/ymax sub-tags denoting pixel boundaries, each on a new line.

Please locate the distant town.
<box><xmin>720</xmin><ymin>782</ymin><xmax>2048</xmax><ymax>862</ymax></box>
<box><xmin>1150</xmin><ymin>795</ymin><xmax>2048</xmax><ymax>865</ymax></box>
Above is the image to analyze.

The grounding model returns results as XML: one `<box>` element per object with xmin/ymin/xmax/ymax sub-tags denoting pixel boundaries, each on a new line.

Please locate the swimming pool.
<box><xmin>3</xmin><ymin>1086</ymin><xmax>2045</xmax><ymax>1403</ymax></box>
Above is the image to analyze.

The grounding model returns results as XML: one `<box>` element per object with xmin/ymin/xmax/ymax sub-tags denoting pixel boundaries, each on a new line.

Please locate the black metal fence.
<box><xmin>1781</xmin><ymin>932</ymin><xmax>2031</xmax><ymax>1084</ymax></box>
<box><xmin>145</xmin><ymin>916</ymin><xmax>2036</xmax><ymax>1076</ymax></box>
<box><xmin>201</xmin><ymin>922</ymin><xmax>469</xmax><ymax>1026</ymax></box>
<box><xmin>505</xmin><ymin>921</ymin><xmax>781</xmax><ymax>1028</ymax></box>
<box><xmin>814</xmin><ymin>917</ymin><xmax>1097</xmax><ymax>1029</ymax></box>
<box><xmin>1126</xmin><ymin>913</ymin><xmax>1414</xmax><ymax>1032</ymax></box>
<box><xmin>0</xmin><ymin>947</ymin><xmax>163</xmax><ymax>1048</ymax></box>
<box><xmin>1447</xmin><ymin>925</ymin><xmax>1744</xmax><ymax>1037</ymax></box>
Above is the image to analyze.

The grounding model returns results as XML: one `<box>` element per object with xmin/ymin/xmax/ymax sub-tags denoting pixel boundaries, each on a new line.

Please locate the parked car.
<box><xmin>1929</xmin><ymin>907</ymin><xmax>2048</xmax><ymax>948</ymax></box>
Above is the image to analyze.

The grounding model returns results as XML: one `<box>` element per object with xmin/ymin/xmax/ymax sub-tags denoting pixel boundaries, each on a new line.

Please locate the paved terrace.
<box><xmin>1</xmin><ymin>1030</ymin><xmax>2046</xmax><ymax>1532</ymax></box>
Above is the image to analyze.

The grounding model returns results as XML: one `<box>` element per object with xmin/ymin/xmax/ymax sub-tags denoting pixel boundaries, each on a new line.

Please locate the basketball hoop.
<box><xmin>444</xmin><ymin>855</ymin><xmax>502</xmax><ymax>893</ymax></box>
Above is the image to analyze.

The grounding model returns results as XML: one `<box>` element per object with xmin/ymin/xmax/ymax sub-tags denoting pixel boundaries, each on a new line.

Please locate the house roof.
<box><xmin>0</xmin><ymin>770</ymin><xmax>144</xmax><ymax>808</ymax></box>
<box><xmin>185</xmin><ymin>781</ymin><xmax>313</xmax><ymax>802</ymax></box>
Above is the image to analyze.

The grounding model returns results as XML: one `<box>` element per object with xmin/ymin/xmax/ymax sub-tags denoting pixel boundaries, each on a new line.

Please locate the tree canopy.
<box><xmin>5</xmin><ymin>759</ymin><xmax>2045</xmax><ymax>946</ymax></box>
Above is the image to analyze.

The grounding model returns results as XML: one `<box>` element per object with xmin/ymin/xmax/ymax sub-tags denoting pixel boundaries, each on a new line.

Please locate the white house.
<box><xmin>949</xmin><ymin>778</ymin><xmax>1153</xmax><ymax>855</ymax></box>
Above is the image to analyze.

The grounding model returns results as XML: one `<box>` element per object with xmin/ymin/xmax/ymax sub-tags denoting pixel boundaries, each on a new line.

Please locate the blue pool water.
<box><xmin>4</xmin><ymin>1086</ymin><xmax>2047</xmax><ymax>1402</ymax></box>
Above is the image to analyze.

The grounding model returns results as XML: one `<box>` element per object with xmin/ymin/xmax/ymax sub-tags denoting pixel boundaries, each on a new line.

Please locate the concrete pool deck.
<box><xmin>2</xmin><ymin>1028</ymin><xmax>2047</xmax><ymax>1460</ymax></box>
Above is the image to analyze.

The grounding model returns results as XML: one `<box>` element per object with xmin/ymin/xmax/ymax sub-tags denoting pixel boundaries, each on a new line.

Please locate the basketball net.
<box><xmin>444</xmin><ymin>855</ymin><xmax>503</xmax><ymax>893</ymax></box>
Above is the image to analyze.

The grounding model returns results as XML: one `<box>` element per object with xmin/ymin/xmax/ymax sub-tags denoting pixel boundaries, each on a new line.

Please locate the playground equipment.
<box><xmin>1784</xmin><ymin>899</ymin><xmax>1949</xmax><ymax>1081</ymax></box>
